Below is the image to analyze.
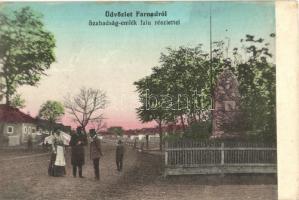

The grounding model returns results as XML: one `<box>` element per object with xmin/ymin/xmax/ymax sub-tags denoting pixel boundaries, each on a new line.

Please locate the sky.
<box><xmin>0</xmin><ymin>2</ymin><xmax>275</xmax><ymax>130</ymax></box>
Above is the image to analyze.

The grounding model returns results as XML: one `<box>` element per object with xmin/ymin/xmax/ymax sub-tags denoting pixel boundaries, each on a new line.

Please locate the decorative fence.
<box><xmin>102</xmin><ymin>138</ymin><xmax>160</xmax><ymax>151</ymax></box>
<box><xmin>164</xmin><ymin>140</ymin><xmax>277</xmax><ymax>176</ymax></box>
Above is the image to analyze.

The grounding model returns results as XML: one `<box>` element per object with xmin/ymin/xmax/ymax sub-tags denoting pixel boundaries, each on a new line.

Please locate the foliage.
<box><xmin>108</xmin><ymin>126</ymin><xmax>124</xmax><ymax>136</ymax></box>
<box><xmin>64</xmin><ymin>87</ymin><xmax>108</xmax><ymax>133</ymax></box>
<box><xmin>0</xmin><ymin>7</ymin><xmax>56</xmax><ymax>104</ymax></box>
<box><xmin>134</xmin><ymin>33</ymin><xmax>276</xmax><ymax>142</ymax></box>
<box><xmin>245</xmin><ymin>131</ymin><xmax>276</xmax><ymax>144</ymax></box>
<box><xmin>233</xmin><ymin>34</ymin><xmax>276</xmax><ymax>139</ymax></box>
<box><xmin>38</xmin><ymin>100</ymin><xmax>64</xmax><ymax>124</ymax></box>
<box><xmin>163</xmin><ymin>133</ymin><xmax>182</xmax><ymax>142</ymax></box>
<box><xmin>134</xmin><ymin>45</ymin><xmax>212</xmax><ymax>128</ymax></box>
<box><xmin>184</xmin><ymin>121</ymin><xmax>212</xmax><ymax>140</ymax></box>
<box><xmin>10</xmin><ymin>94</ymin><xmax>25</xmax><ymax>109</ymax></box>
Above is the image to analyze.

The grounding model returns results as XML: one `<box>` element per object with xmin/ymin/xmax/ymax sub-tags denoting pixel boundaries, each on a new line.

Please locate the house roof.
<box><xmin>0</xmin><ymin>104</ymin><xmax>36</xmax><ymax>124</ymax></box>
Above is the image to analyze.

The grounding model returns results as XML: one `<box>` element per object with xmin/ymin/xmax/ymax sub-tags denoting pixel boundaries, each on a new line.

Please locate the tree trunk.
<box><xmin>180</xmin><ymin>114</ymin><xmax>186</xmax><ymax>131</ymax></box>
<box><xmin>5</xmin><ymin>91</ymin><xmax>10</xmax><ymax>105</ymax></box>
<box><xmin>192</xmin><ymin>112</ymin><xmax>197</xmax><ymax>123</ymax></box>
<box><xmin>158</xmin><ymin>121</ymin><xmax>163</xmax><ymax>151</ymax></box>
<box><xmin>49</xmin><ymin>122</ymin><xmax>53</xmax><ymax>135</ymax></box>
<box><xmin>197</xmin><ymin>111</ymin><xmax>202</xmax><ymax>122</ymax></box>
<box><xmin>82</xmin><ymin>125</ymin><xmax>87</xmax><ymax>134</ymax></box>
<box><xmin>4</xmin><ymin>76</ymin><xmax>11</xmax><ymax>106</ymax></box>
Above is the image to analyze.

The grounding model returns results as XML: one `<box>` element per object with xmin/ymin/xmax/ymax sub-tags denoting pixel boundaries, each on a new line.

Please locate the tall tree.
<box><xmin>135</xmin><ymin>45</ymin><xmax>215</xmax><ymax>149</ymax></box>
<box><xmin>38</xmin><ymin>100</ymin><xmax>65</xmax><ymax>131</ymax></box>
<box><xmin>158</xmin><ymin>45</ymin><xmax>211</xmax><ymax>125</ymax></box>
<box><xmin>64</xmin><ymin>87</ymin><xmax>108</xmax><ymax>133</ymax></box>
<box><xmin>10</xmin><ymin>93</ymin><xmax>25</xmax><ymax>109</ymax></box>
<box><xmin>233</xmin><ymin>34</ymin><xmax>276</xmax><ymax>140</ymax></box>
<box><xmin>135</xmin><ymin>33</ymin><xmax>276</xmax><ymax>142</ymax></box>
<box><xmin>0</xmin><ymin>7</ymin><xmax>56</xmax><ymax>104</ymax></box>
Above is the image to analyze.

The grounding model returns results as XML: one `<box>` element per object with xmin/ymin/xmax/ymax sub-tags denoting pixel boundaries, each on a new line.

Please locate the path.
<box><xmin>0</xmin><ymin>143</ymin><xmax>277</xmax><ymax>200</ymax></box>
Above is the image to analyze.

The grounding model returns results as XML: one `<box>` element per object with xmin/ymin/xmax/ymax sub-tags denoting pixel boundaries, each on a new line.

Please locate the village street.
<box><xmin>0</xmin><ymin>143</ymin><xmax>277</xmax><ymax>200</ymax></box>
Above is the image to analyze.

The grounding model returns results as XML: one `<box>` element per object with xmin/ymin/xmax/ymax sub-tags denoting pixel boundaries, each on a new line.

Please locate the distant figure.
<box><xmin>133</xmin><ymin>138</ymin><xmax>137</xmax><ymax>149</ymax></box>
<box><xmin>145</xmin><ymin>134</ymin><xmax>149</xmax><ymax>149</ymax></box>
<box><xmin>70</xmin><ymin>127</ymin><xmax>87</xmax><ymax>178</ymax></box>
<box><xmin>116</xmin><ymin>140</ymin><xmax>125</xmax><ymax>172</ymax></box>
<box><xmin>48</xmin><ymin>129</ymin><xmax>66</xmax><ymax>177</ymax></box>
<box><xmin>27</xmin><ymin>134</ymin><xmax>33</xmax><ymax>151</ymax></box>
<box><xmin>89</xmin><ymin>130</ymin><xmax>103</xmax><ymax>180</ymax></box>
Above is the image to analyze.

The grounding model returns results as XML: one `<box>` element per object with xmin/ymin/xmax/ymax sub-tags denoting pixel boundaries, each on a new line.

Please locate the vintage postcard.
<box><xmin>0</xmin><ymin>1</ymin><xmax>297</xmax><ymax>200</ymax></box>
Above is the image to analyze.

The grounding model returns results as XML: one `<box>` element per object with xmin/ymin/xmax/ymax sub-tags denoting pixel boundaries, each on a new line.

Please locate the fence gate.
<box><xmin>164</xmin><ymin>140</ymin><xmax>277</xmax><ymax>176</ymax></box>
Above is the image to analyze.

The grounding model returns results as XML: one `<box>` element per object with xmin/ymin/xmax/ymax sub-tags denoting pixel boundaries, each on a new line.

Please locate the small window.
<box><xmin>24</xmin><ymin>127</ymin><xmax>27</xmax><ymax>133</ymax></box>
<box><xmin>32</xmin><ymin>128</ymin><xmax>36</xmax><ymax>133</ymax></box>
<box><xmin>28</xmin><ymin>127</ymin><xmax>31</xmax><ymax>133</ymax></box>
<box><xmin>7</xmin><ymin>126</ymin><xmax>14</xmax><ymax>134</ymax></box>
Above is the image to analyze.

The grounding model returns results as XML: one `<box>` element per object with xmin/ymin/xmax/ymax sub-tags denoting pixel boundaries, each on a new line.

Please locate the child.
<box><xmin>116</xmin><ymin>140</ymin><xmax>125</xmax><ymax>172</ymax></box>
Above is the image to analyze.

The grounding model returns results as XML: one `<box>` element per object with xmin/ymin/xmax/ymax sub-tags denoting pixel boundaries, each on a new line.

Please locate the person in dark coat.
<box><xmin>116</xmin><ymin>140</ymin><xmax>125</xmax><ymax>172</ymax></box>
<box><xmin>89</xmin><ymin>129</ymin><xmax>103</xmax><ymax>180</ymax></box>
<box><xmin>70</xmin><ymin>127</ymin><xmax>87</xmax><ymax>178</ymax></box>
<box><xmin>27</xmin><ymin>134</ymin><xmax>33</xmax><ymax>151</ymax></box>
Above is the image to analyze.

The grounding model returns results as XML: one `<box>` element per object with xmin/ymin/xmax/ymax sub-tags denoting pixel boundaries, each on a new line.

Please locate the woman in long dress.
<box><xmin>48</xmin><ymin>129</ymin><xmax>66</xmax><ymax>177</ymax></box>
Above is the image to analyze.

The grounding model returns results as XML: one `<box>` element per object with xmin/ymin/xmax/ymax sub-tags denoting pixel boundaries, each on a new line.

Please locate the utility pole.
<box><xmin>209</xmin><ymin>4</ymin><xmax>214</xmax><ymax>116</ymax></box>
<box><xmin>209</xmin><ymin>4</ymin><xmax>216</xmax><ymax>137</ymax></box>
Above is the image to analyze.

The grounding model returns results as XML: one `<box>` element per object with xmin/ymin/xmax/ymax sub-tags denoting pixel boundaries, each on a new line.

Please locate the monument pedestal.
<box><xmin>212</xmin><ymin>69</ymin><xmax>242</xmax><ymax>139</ymax></box>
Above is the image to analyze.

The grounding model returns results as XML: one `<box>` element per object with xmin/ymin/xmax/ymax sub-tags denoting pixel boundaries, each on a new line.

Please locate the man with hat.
<box><xmin>89</xmin><ymin>129</ymin><xmax>103</xmax><ymax>180</ymax></box>
<box><xmin>116</xmin><ymin>140</ymin><xmax>125</xmax><ymax>172</ymax></box>
<box><xmin>70</xmin><ymin>126</ymin><xmax>87</xmax><ymax>178</ymax></box>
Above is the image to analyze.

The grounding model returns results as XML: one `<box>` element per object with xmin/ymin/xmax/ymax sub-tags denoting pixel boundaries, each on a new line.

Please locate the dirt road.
<box><xmin>0</xmin><ymin>143</ymin><xmax>277</xmax><ymax>200</ymax></box>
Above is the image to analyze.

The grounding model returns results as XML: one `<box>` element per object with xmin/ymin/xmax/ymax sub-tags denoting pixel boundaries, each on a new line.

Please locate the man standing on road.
<box><xmin>116</xmin><ymin>140</ymin><xmax>125</xmax><ymax>172</ymax></box>
<box><xmin>89</xmin><ymin>129</ymin><xmax>103</xmax><ymax>180</ymax></box>
<box><xmin>27</xmin><ymin>134</ymin><xmax>33</xmax><ymax>151</ymax></box>
<box><xmin>70</xmin><ymin>127</ymin><xmax>87</xmax><ymax>178</ymax></box>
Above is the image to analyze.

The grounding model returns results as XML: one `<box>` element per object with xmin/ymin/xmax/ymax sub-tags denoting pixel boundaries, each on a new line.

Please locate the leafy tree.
<box><xmin>233</xmin><ymin>34</ymin><xmax>276</xmax><ymax>141</ymax></box>
<box><xmin>10</xmin><ymin>93</ymin><xmax>25</xmax><ymax>109</ymax></box>
<box><xmin>38</xmin><ymin>100</ymin><xmax>64</xmax><ymax>131</ymax></box>
<box><xmin>135</xmin><ymin>45</ymin><xmax>217</xmax><ymax>149</ymax></box>
<box><xmin>64</xmin><ymin>87</ymin><xmax>108</xmax><ymax>133</ymax></box>
<box><xmin>134</xmin><ymin>72</ymin><xmax>172</xmax><ymax>150</ymax></box>
<box><xmin>135</xmin><ymin>33</ymin><xmax>276</xmax><ymax>142</ymax></box>
<box><xmin>0</xmin><ymin>7</ymin><xmax>56</xmax><ymax>105</ymax></box>
<box><xmin>158</xmin><ymin>46</ymin><xmax>211</xmax><ymax>126</ymax></box>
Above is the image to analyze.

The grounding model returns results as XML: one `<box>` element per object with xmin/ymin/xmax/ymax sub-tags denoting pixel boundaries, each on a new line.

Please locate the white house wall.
<box><xmin>21</xmin><ymin>123</ymin><xmax>37</xmax><ymax>143</ymax></box>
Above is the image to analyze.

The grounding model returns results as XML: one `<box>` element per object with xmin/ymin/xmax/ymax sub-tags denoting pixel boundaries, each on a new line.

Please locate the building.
<box><xmin>0</xmin><ymin>104</ymin><xmax>37</xmax><ymax>146</ymax></box>
<box><xmin>36</xmin><ymin>118</ymin><xmax>71</xmax><ymax>134</ymax></box>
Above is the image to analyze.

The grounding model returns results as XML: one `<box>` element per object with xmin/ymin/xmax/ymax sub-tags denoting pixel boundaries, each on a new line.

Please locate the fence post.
<box><xmin>221</xmin><ymin>142</ymin><xmax>225</xmax><ymax>165</ymax></box>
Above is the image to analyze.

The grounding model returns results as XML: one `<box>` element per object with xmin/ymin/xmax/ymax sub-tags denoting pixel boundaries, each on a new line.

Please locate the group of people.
<box><xmin>48</xmin><ymin>127</ymin><xmax>125</xmax><ymax>180</ymax></box>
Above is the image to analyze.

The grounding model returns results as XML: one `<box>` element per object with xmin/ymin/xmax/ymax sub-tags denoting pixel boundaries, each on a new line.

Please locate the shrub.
<box><xmin>183</xmin><ymin>121</ymin><xmax>212</xmax><ymax>140</ymax></box>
